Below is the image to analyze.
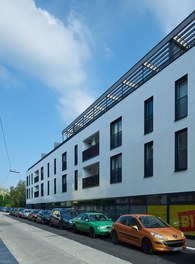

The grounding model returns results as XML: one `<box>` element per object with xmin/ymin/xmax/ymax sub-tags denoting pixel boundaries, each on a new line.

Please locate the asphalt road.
<box><xmin>1</xmin><ymin>213</ymin><xmax>195</xmax><ymax>264</ymax></box>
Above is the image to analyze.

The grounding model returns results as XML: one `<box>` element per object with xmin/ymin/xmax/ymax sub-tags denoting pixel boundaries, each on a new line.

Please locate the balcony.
<box><xmin>82</xmin><ymin>143</ymin><xmax>99</xmax><ymax>162</ymax></box>
<box><xmin>82</xmin><ymin>174</ymin><xmax>99</xmax><ymax>189</ymax></box>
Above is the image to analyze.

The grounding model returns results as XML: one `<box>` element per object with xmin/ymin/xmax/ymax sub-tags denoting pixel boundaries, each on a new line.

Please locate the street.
<box><xmin>0</xmin><ymin>212</ymin><xmax>195</xmax><ymax>264</ymax></box>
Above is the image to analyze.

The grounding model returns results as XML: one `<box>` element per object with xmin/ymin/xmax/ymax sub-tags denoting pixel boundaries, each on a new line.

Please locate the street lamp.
<box><xmin>9</xmin><ymin>169</ymin><xmax>20</xmax><ymax>174</ymax></box>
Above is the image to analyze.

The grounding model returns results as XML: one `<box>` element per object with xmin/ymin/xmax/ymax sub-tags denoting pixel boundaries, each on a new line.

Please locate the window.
<box><xmin>110</xmin><ymin>117</ymin><xmax>122</xmax><ymax>149</ymax></box>
<box><xmin>175</xmin><ymin>75</ymin><xmax>188</xmax><ymax>120</ymax></box>
<box><xmin>144</xmin><ymin>141</ymin><xmax>153</xmax><ymax>177</ymax></box>
<box><xmin>41</xmin><ymin>183</ymin><xmax>44</xmax><ymax>197</ymax></box>
<box><xmin>41</xmin><ymin>166</ymin><xmax>44</xmax><ymax>180</ymax></box>
<box><xmin>74</xmin><ymin>170</ymin><xmax>78</xmax><ymax>190</ymax></box>
<box><xmin>62</xmin><ymin>152</ymin><xmax>67</xmax><ymax>171</ymax></box>
<box><xmin>110</xmin><ymin>153</ymin><xmax>122</xmax><ymax>183</ymax></box>
<box><xmin>54</xmin><ymin>178</ymin><xmax>56</xmax><ymax>194</ymax></box>
<box><xmin>47</xmin><ymin>163</ymin><xmax>50</xmax><ymax>178</ymax></box>
<box><xmin>62</xmin><ymin>174</ymin><xmax>67</xmax><ymax>192</ymax></box>
<box><xmin>74</xmin><ymin>145</ymin><xmax>78</xmax><ymax>166</ymax></box>
<box><xmin>54</xmin><ymin>158</ymin><xmax>56</xmax><ymax>175</ymax></box>
<box><xmin>144</xmin><ymin>97</ymin><xmax>153</xmax><ymax>134</ymax></box>
<box><xmin>31</xmin><ymin>174</ymin><xmax>33</xmax><ymax>184</ymax></box>
<box><xmin>47</xmin><ymin>181</ymin><xmax>50</xmax><ymax>195</ymax></box>
<box><xmin>175</xmin><ymin>128</ymin><xmax>187</xmax><ymax>171</ymax></box>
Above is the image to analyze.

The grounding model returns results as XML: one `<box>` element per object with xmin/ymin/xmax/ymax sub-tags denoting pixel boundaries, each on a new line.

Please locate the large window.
<box><xmin>54</xmin><ymin>158</ymin><xmax>56</xmax><ymax>175</ymax></box>
<box><xmin>175</xmin><ymin>75</ymin><xmax>188</xmax><ymax>120</ymax></box>
<box><xmin>74</xmin><ymin>170</ymin><xmax>78</xmax><ymax>190</ymax></box>
<box><xmin>110</xmin><ymin>153</ymin><xmax>122</xmax><ymax>183</ymax></box>
<box><xmin>144</xmin><ymin>141</ymin><xmax>153</xmax><ymax>177</ymax></box>
<box><xmin>62</xmin><ymin>174</ymin><xmax>67</xmax><ymax>192</ymax></box>
<box><xmin>74</xmin><ymin>145</ymin><xmax>78</xmax><ymax>166</ymax></box>
<box><xmin>110</xmin><ymin>117</ymin><xmax>122</xmax><ymax>149</ymax></box>
<box><xmin>54</xmin><ymin>178</ymin><xmax>56</xmax><ymax>194</ymax></box>
<box><xmin>144</xmin><ymin>97</ymin><xmax>153</xmax><ymax>134</ymax></box>
<box><xmin>62</xmin><ymin>152</ymin><xmax>67</xmax><ymax>171</ymax></box>
<box><xmin>41</xmin><ymin>166</ymin><xmax>44</xmax><ymax>180</ymax></box>
<box><xmin>175</xmin><ymin>128</ymin><xmax>187</xmax><ymax>171</ymax></box>
<box><xmin>47</xmin><ymin>181</ymin><xmax>50</xmax><ymax>195</ymax></box>
<box><xmin>41</xmin><ymin>183</ymin><xmax>44</xmax><ymax>197</ymax></box>
<box><xmin>47</xmin><ymin>163</ymin><xmax>50</xmax><ymax>178</ymax></box>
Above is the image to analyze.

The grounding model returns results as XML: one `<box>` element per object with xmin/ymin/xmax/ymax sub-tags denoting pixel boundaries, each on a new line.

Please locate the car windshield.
<box><xmin>139</xmin><ymin>216</ymin><xmax>169</xmax><ymax>228</ymax></box>
<box><xmin>89</xmin><ymin>214</ymin><xmax>108</xmax><ymax>222</ymax></box>
<box><xmin>43</xmin><ymin>210</ymin><xmax>51</xmax><ymax>215</ymax></box>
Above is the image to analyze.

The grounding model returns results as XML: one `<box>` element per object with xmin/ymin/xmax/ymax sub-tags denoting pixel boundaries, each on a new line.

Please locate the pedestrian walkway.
<box><xmin>0</xmin><ymin>239</ymin><xmax>19</xmax><ymax>264</ymax></box>
<box><xmin>0</xmin><ymin>213</ymin><xmax>131</xmax><ymax>264</ymax></box>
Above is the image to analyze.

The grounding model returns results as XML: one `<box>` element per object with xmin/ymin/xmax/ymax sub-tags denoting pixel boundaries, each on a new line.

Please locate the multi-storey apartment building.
<box><xmin>26</xmin><ymin>12</ymin><xmax>195</xmax><ymax>237</ymax></box>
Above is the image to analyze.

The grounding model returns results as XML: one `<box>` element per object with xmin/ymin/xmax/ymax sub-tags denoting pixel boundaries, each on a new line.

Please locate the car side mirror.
<box><xmin>132</xmin><ymin>225</ymin><xmax>139</xmax><ymax>231</ymax></box>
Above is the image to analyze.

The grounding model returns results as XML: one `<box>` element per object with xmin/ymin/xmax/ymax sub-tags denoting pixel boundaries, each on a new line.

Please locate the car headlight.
<box><xmin>150</xmin><ymin>232</ymin><xmax>166</xmax><ymax>239</ymax></box>
<box><xmin>98</xmin><ymin>226</ymin><xmax>107</xmax><ymax>230</ymax></box>
<box><xmin>180</xmin><ymin>231</ymin><xmax>185</xmax><ymax>238</ymax></box>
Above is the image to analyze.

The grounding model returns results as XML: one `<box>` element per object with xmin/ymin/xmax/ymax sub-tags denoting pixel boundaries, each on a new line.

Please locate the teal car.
<box><xmin>72</xmin><ymin>212</ymin><xmax>113</xmax><ymax>238</ymax></box>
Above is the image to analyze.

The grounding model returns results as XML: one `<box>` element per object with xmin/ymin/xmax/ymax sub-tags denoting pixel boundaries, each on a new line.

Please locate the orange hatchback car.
<box><xmin>111</xmin><ymin>214</ymin><xmax>186</xmax><ymax>254</ymax></box>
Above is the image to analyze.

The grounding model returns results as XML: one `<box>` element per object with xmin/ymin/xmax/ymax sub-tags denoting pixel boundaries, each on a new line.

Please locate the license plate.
<box><xmin>172</xmin><ymin>246</ymin><xmax>182</xmax><ymax>251</ymax></box>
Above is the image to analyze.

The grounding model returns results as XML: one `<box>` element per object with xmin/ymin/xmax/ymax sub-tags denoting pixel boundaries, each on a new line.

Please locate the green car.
<box><xmin>72</xmin><ymin>212</ymin><xmax>113</xmax><ymax>238</ymax></box>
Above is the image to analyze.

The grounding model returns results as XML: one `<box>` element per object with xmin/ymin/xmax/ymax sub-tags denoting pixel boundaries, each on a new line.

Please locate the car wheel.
<box><xmin>41</xmin><ymin>219</ymin><xmax>44</xmax><ymax>224</ymax></box>
<box><xmin>89</xmin><ymin>227</ymin><xmax>96</xmax><ymax>238</ymax></box>
<box><xmin>111</xmin><ymin>230</ymin><xmax>119</xmax><ymax>244</ymax></box>
<box><xmin>142</xmin><ymin>238</ymin><xmax>153</xmax><ymax>254</ymax></box>
<box><xmin>73</xmin><ymin>224</ymin><xmax>78</xmax><ymax>233</ymax></box>
<box><xmin>59</xmin><ymin>221</ymin><xmax>63</xmax><ymax>229</ymax></box>
<box><xmin>49</xmin><ymin>221</ymin><xmax>53</xmax><ymax>227</ymax></box>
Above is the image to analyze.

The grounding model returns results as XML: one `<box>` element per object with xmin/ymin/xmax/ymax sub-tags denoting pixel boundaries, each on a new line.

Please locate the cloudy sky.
<box><xmin>0</xmin><ymin>0</ymin><xmax>194</xmax><ymax>189</ymax></box>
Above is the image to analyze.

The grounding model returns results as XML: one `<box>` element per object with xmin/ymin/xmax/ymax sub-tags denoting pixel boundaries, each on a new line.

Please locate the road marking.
<box><xmin>187</xmin><ymin>247</ymin><xmax>195</xmax><ymax>251</ymax></box>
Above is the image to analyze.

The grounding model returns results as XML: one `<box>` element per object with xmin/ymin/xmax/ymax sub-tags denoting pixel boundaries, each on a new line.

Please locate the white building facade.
<box><xmin>26</xmin><ymin>12</ymin><xmax>195</xmax><ymax>237</ymax></box>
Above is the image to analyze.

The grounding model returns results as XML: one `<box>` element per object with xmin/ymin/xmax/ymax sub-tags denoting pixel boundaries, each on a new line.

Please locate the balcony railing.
<box><xmin>82</xmin><ymin>143</ymin><xmax>99</xmax><ymax>162</ymax></box>
<box><xmin>82</xmin><ymin>174</ymin><xmax>99</xmax><ymax>189</ymax></box>
<box><xmin>62</xmin><ymin>12</ymin><xmax>195</xmax><ymax>140</ymax></box>
<box><xmin>34</xmin><ymin>191</ymin><xmax>39</xmax><ymax>198</ymax></box>
<box><xmin>34</xmin><ymin>176</ymin><xmax>39</xmax><ymax>183</ymax></box>
<box><xmin>110</xmin><ymin>168</ymin><xmax>122</xmax><ymax>183</ymax></box>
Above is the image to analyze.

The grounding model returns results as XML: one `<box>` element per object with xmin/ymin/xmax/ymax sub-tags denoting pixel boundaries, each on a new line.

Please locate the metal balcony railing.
<box><xmin>62</xmin><ymin>12</ymin><xmax>195</xmax><ymax>141</ymax></box>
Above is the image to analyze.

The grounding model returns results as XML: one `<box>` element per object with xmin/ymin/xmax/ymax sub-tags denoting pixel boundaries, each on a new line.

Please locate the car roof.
<box><xmin>119</xmin><ymin>214</ymin><xmax>154</xmax><ymax>218</ymax></box>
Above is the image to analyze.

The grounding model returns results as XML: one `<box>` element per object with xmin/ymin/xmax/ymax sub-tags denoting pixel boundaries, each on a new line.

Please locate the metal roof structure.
<box><xmin>62</xmin><ymin>11</ymin><xmax>195</xmax><ymax>141</ymax></box>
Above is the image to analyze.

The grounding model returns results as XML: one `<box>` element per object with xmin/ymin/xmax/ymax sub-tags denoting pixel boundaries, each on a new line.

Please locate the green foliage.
<box><xmin>0</xmin><ymin>180</ymin><xmax>26</xmax><ymax>207</ymax></box>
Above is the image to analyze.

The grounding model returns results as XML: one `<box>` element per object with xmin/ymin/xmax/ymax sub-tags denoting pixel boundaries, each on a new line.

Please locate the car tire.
<box><xmin>49</xmin><ymin>221</ymin><xmax>53</xmax><ymax>227</ymax></box>
<box><xmin>89</xmin><ymin>227</ymin><xmax>96</xmax><ymax>238</ymax></box>
<box><xmin>111</xmin><ymin>230</ymin><xmax>119</xmax><ymax>244</ymax></box>
<box><xmin>142</xmin><ymin>238</ymin><xmax>153</xmax><ymax>254</ymax></box>
<box><xmin>73</xmin><ymin>224</ymin><xmax>78</xmax><ymax>234</ymax></box>
<box><xmin>59</xmin><ymin>221</ymin><xmax>63</xmax><ymax>229</ymax></box>
<box><xmin>41</xmin><ymin>219</ymin><xmax>44</xmax><ymax>224</ymax></box>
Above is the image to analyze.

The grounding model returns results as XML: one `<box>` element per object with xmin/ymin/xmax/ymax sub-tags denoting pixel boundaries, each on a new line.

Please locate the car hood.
<box><xmin>146</xmin><ymin>227</ymin><xmax>184</xmax><ymax>240</ymax></box>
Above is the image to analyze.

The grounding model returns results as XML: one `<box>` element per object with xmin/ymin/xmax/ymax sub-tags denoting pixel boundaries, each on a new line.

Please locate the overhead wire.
<box><xmin>0</xmin><ymin>116</ymin><xmax>12</xmax><ymax>186</ymax></box>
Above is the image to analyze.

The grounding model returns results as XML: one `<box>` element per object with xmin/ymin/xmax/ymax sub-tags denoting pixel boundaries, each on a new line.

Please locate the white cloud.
<box><xmin>0</xmin><ymin>0</ymin><xmax>95</xmax><ymax>123</ymax></box>
<box><xmin>141</xmin><ymin>0</ymin><xmax>195</xmax><ymax>34</ymax></box>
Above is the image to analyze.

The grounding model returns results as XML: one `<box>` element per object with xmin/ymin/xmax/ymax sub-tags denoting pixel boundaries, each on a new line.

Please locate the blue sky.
<box><xmin>0</xmin><ymin>0</ymin><xmax>194</xmax><ymax>189</ymax></box>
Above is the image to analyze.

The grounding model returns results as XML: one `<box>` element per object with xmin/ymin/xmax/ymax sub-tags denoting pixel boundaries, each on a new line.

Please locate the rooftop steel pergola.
<box><xmin>62</xmin><ymin>11</ymin><xmax>195</xmax><ymax>141</ymax></box>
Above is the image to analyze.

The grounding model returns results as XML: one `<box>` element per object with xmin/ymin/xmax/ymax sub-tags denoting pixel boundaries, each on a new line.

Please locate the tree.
<box><xmin>9</xmin><ymin>180</ymin><xmax>26</xmax><ymax>207</ymax></box>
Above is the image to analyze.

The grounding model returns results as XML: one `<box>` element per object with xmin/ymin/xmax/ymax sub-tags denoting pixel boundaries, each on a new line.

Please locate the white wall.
<box><xmin>26</xmin><ymin>46</ymin><xmax>195</xmax><ymax>205</ymax></box>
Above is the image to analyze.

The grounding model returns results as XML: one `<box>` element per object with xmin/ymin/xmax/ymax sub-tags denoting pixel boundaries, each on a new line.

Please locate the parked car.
<box><xmin>21</xmin><ymin>209</ymin><xmax>32</xmax><ymax>219</ymax></box>
<box><xmin>49</xmin><ymin>208</ymin><xmax>78</xmax><ymax>229</ymax></box>
<box><xmin>17</xmin><ymin>208</ymin><xmax>25</xmax><ymax>217</ymax></box>
<box><xmin>36</xmin><ymin>210</ymin><xmax>51</xmax><ymax>224</ymax></box>
<box><xmin>28</xmin><ymin>209</ymin><xmax>41</xmax><ymax>221</ymax></box>
<box><xmin>111</xmin><ymin>214</ymin><xmax>186</xmax><ymax>254</ymax></box>
<box><xmin>72</xmin><ymin>212</ymin><xmax>113</xmax><ymax>238</ymax></box>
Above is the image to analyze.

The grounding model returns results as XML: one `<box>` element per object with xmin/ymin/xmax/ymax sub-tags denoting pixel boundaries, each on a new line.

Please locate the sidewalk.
<box><xmin>0</xmin><ymin>239</ymin><xmax>18</xmax><ymax>264</ymax></box>
<box><xmin>0</xmin><ymin>213</ymin><xmax>130</xmax><ymax>264</ymax></box>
